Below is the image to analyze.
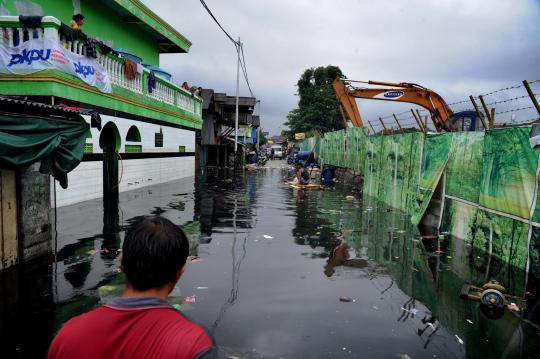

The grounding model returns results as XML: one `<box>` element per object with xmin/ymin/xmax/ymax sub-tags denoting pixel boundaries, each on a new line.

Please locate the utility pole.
<box><xmin>256</xmin><ymin>100</ymin><xmax>261</xmax><ymax>151</ymax></box>
<box><xmin>234</xmin><ymin>37</ymin><xmax>241</xmax><ymax>154</ymax></box>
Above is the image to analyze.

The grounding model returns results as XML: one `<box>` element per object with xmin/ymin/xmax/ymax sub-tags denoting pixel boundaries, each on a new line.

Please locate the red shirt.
<box><xmin>49</xmin><ymin>297</ymin><xmax>215</xmax><ymax>359</ymax></box>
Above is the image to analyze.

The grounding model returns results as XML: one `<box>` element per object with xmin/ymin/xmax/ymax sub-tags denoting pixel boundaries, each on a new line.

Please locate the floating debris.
<box><xmin>507</xmin><ymin>302</ymin><xmax>521</xmax><ymax>312</ymax></box>
<box><xmin>397</xmin><ymin>354</ymin><xmax>412</xmax><ymax>359</ymax></box>
<box><xmin>466</xmin><ymin>319</ymin><xmax>473</xmax><ymax>324</ymax></box>
<box><xmin>185</xmin><ymin>296</ymin><xmax>196</xmax><ymax>303</ymax></box>
<box><xmin>87</xmin><ymin>249</ymin><xmax>98</xmax><ymax>256</ymax></box>
<box><xmin>446</xmin><ymin>256</ymin><xmax>453</xmax><ymax>259</ymax></box>
<box><xmin>190</xmin><ymin>257</ymin><xmax>206</xmax><ymax>263</ymax></box>
<box><xmin>195</xmin><ymin>286</ymin><xmax>208</xmax><ymax>290</ymax></box>
<box><xmin>339</xmin><ymin>296</ymin><xmax>355</xmax><ymax>302</ymax></box>
<box><xmin>455</xmin><ymin>334</ymin><xmax>464</xmax><ymax>345</ymax></box>
<box><xmin>346</xmin><ymin>195</ymin><xmax>355</xmax><ymax>200</ymax></box>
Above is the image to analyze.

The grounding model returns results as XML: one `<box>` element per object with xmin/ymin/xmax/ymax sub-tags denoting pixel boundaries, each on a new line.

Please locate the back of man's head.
<box><xmin>72</xmin><ymin>13</ymin><xmax>84</xmax><ymax>22</ymax></box>
<box><xmin>122</xmin><ymin>216</ymin><xmax>189</xmax><ymax>291</ymax></box>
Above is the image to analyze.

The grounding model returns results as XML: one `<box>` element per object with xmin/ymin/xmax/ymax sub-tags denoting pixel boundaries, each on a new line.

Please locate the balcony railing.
<box><xmin>0</xmin><ymin>16</ymin><xmax>202</xmax><ymax>117</ymax></box>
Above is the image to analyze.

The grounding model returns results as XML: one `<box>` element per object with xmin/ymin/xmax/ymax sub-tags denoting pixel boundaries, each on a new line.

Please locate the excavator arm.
<box><xmin>332</xmin><ymin>78</ymin><xmax>455</xmax><ymax>132</ymax></box>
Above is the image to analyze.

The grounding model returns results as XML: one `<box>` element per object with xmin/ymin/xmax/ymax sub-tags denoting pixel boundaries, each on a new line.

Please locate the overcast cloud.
<box><xmin>143</xmin><ymin>0</ymin><xmax>540</xmax><ymax>135</ymax></box>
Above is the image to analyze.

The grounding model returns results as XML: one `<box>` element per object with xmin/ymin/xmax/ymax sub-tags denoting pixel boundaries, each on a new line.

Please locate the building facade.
<box><xmin>0</xmin><ymin>0</ymin><xmax>201</xmax><ymax>266</ymax></box>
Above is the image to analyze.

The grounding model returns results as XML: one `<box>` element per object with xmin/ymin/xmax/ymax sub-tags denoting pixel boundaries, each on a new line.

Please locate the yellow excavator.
<box><xmin>332</xmin><ymin>78</ymin><xmax>482</xmax><ymax>132</ymax></box>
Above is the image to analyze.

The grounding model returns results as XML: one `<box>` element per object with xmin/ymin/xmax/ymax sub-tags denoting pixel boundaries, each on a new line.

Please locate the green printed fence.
<box><xmin>312</xmin><ymin>126</ymin><xmax>540</xmax><ymax>271</ymax></box>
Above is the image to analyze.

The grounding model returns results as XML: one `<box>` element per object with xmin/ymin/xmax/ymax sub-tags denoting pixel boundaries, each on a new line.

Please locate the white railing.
<box><xmin>0</xmin><ymin>16</ymin><xmax>202</xmax><ymax>116</ymax></box>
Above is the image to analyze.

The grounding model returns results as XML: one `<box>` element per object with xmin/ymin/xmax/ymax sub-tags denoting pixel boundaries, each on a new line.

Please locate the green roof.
<box><xmin>103</xmin><ymin>0</ymin><xmax>192</xmax><ymax>53</ymax></box>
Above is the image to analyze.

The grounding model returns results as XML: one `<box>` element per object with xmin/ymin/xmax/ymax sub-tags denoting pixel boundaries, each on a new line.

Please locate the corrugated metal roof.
<box><xmin>0</xmin><ymin>96</ymin><xmax>85</xmax><ymax>121</ymax></box>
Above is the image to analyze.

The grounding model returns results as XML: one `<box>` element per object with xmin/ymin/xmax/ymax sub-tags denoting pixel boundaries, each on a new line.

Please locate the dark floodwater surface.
<box><xmin>1</xmin><ymin>166</ymin><xmax>540</xmax><ymax>358</ymax></box>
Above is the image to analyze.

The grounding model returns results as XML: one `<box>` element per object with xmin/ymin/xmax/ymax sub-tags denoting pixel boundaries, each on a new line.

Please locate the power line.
<box><xmin>199</xmin><ymin>0</ymin><xmax>256</xmax><ymax>98</ymax></box>
<box><xmin>239</xmin><ymin>44</ymin><xmax>255</xmax><ymax>97</ymax></box>
<box><xmin>199</xmin><ymin>0</ymin><xmax>238</xmax><ymax>45</ymax></box>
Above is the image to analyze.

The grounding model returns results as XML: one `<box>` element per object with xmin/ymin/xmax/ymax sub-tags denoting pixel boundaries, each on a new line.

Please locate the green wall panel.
<box><xmin>445</xmin><ymin>131</ymin><xmax>484</xmax><ymax>203</ymax></box>
<box><xmin>479</xmin><ymin>128</ymin><xmax>539</xmax><ymax>220</ymax></box>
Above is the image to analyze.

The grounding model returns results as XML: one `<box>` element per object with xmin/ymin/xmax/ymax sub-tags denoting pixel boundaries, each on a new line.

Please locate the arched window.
<box><xmin>125</xmin><ymin>125</ymin><xmax>142</xmax><ymax>153</ymax></box>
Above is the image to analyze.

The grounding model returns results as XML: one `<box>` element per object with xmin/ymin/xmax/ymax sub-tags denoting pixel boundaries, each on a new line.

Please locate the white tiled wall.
<box><xmin>54</xmin><ymin>157</ymin><xmax>195</xmax><ymax>207</ymax></box>
<box><xmin>53</xmin><ymin>114</ymin><xmax>197</xmax><ymax>207</ymax></box>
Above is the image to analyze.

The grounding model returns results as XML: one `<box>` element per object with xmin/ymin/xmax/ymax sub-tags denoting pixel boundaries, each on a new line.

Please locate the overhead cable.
<box><xmin>199</xmin><ymin>0</ymin><xmax>238</xmax><ymax>45</ymax></box>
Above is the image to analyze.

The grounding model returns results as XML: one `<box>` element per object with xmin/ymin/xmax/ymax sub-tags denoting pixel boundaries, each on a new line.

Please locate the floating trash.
<box><xmin>466</xmin><ymin>319</ymin><xmax>474</xmax><ymax>324</ymax></box>
<box><xmin>455</xmin><ymin>334</ymin><xmax>464</xmax><ymax>344</ymax></box>
<box><xmin>397</xmin><ymin>354</ymin><xmax>412</xmax><ymax>359</ymax></box>
<box><xmin>87</xmin><ymin>249</ymin><xmax>98</xmax><ymax>256</ymax></box>
<box><xmin>346</xmin><ymin>195</ymin><xmax>354</xmax><ymax>200</ymax></box>
<box><xmin>195</xmin><ymin>286</ymin><xmax>208</xmax><ymax>290</ymax></box>
<box><xmin>339</xmin><ymin>296</ymin><xmax>355</xmax><ymax>302</ymax></box>
<box><xmin>190</xmin><ymin>258</ymin><xmax>206</xmax><ymax>263</ymax></box>
<box><xmin>185</xmin><ymin>296</ymin><xmax>196</xmax><ymax>303</ymax></box>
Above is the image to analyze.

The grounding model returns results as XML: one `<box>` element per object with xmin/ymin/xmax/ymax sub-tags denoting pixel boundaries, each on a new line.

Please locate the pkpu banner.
<box><xmin>0</xmin><ymin>38</ymin><xmax>112</xmax><ymax>93</ymax></box>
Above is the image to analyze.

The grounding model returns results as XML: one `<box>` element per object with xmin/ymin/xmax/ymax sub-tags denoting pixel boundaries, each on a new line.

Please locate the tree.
<box><xmin>258</xmin><ymin>128</ymin><xmax>268</xmax><ymax>145</ymax></box>
<box><xmin>286</xmin><ymin>65</ymin><xmax>346</xmax><ymax>134</ymax></box>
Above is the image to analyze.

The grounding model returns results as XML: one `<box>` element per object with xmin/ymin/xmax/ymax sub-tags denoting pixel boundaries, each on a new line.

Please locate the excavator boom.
<box><xmin>332</xmin><ymin>78</ymin><xmax>455</xmax><ymax>132</ymax></box>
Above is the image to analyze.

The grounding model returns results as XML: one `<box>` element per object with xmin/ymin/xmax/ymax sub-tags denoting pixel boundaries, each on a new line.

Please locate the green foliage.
<box><xmin>258</xmin><ymin>128</ymin><xmax>268</xmax><ymax>145</ymax></box>
<box><xmin>286</xmin><ymin>65</ymin><xmax>346</xmax><ymax>134</ymax></box>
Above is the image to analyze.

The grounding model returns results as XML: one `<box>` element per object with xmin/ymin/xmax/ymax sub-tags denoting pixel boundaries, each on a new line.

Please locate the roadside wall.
<box><xmin>309</xmin><ymin>127</ymin><xmax>540</xmax><ymax>275</ymax></box>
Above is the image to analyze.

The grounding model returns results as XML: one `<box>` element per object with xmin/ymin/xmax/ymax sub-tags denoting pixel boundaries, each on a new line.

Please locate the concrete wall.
<box><xmin>20</xmin><ymin>163</ymin><xmax>51</xmax><ymax>261</ymax></box>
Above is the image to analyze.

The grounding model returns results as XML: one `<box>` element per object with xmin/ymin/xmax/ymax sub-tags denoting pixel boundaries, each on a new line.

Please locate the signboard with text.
<box><xmin>0</xmin><ymin>38</ymin><xmax>111</xmax><ymax>93</ymax></box>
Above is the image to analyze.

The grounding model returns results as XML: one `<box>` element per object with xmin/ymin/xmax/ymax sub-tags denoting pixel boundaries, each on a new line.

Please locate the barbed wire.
<box><xmin>480</xmin><ymin>83</ymin><xmax>523</xmax><ymax>97</ymax></box>
<box><xmin>484</xmin><ymin>94</ymin><xmax>537</xmax><ymax>107</ymax></box>
<box><xmin>495</xmin><ymin>106</ymin><xmax>535</xmax><ymax>115</ymax></box>
<box><xmin>529</xmin><ymin>79</ymin><xmax>540</xmax><ymax>84</ymax></box>
<box><xmin>447</xmin><ymin>99</ymin><xmax>470</xmax><ymax>106</ymax></box>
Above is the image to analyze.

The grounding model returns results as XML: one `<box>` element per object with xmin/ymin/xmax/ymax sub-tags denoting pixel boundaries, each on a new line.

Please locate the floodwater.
<box><xmin>1</xmin><ymin>163</ymin><xmax>540</xmax><ymax>358</ymax></box>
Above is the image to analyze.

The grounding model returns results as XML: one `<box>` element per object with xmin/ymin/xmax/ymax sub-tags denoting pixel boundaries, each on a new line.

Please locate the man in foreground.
<box><xmin>49</xmin><ymin>217</ymin><xmax>216</xmax><ymax>359</ymax></box>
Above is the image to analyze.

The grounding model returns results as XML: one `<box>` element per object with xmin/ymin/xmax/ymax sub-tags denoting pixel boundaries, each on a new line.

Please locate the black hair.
<box><xmin>122</xmin><ymin>216</ymin><xmax>189</xmax><ymax>291</ymax></box>
<box><xmin>72</xmin><ymin>14</ymin><xmax>84</xmax><ymax>22</ymax></box>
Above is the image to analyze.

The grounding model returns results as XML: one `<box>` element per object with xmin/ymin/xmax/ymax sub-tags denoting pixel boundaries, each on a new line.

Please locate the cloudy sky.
<box><xmin>143</xmin><ymin>0</ymin><xmax>540</xmax><ymax>135</ymax></box>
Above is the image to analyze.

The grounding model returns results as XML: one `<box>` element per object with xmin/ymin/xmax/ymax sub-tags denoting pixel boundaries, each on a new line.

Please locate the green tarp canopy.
<box><xmin>0</xmin><ymin>111</ymin><xmax>89</xmax><ymax>188</ymax></box>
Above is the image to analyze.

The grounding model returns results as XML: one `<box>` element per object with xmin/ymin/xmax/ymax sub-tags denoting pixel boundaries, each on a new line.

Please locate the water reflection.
<box><xmin>1</xmin><ymin>168</ymin><xmax>540</xmax><ymax>358</ymax></box>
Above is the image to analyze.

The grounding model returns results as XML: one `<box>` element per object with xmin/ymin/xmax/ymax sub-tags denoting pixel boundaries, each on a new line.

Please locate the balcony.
<box><xmin>0</xmin><ymin>16</ymin><xmax>202</xmax><ymax>130</ymax></box>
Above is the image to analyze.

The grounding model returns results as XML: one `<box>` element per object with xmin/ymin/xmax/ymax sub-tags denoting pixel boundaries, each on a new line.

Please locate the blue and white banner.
<box><xmin>0</xmin><ymin>38</ymin><xmax>112</xmax><ymax>93</ymax></box>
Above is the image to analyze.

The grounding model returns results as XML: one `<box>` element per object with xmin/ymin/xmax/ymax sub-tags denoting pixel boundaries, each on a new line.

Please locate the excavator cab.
<box><xmin>448</xmin><ymin>110</ymin><xmax>483</xmax><ymax>132</ymax></box>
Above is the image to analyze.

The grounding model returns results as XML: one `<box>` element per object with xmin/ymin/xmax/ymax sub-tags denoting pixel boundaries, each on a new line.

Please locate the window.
<box><xmin>155</xmin><ymin>128</ymin><xmax>163</xmax><ymax>147</ymax></box>
<box><xmin>125</xmin><ymin>125</ymin><xmax>142</xmax><ymax>153</ymax></box>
